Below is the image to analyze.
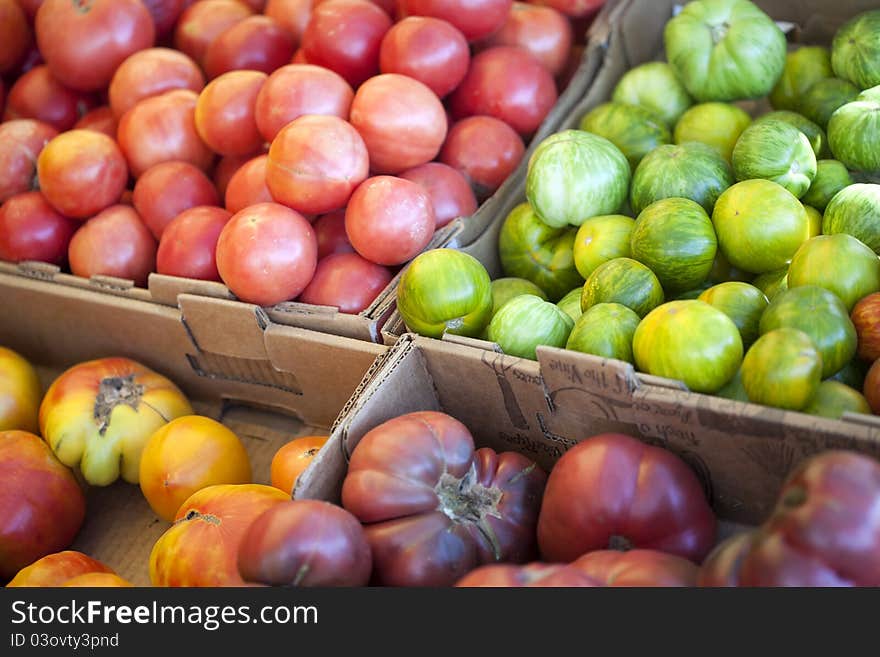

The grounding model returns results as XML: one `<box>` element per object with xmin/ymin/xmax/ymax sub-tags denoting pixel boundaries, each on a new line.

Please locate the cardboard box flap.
<box><xmin>8</xmin><ymin>260</ymin><xmax>61</xmax><ymax>281</ymax></box>
<box><xmin>178</xmin><ymin>293</ymin><xmax>269</xmax><ymax>359</ymax></box>
<box><xmin>266</xmin><ymin>302</ymin><xmax>378</xmax><ymax>343</ymax></box>
<box><xmin>147</xmin><ymin>273</ymin><xmax>233</xmax><ymax>307</ymax></box>
<box><xmin>441</xmin><ymin>333</ymin><xmax>502</xmax><ymax>353</ymax></box>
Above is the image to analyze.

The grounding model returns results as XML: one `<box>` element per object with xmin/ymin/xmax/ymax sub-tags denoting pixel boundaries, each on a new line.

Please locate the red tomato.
<box><xmin>212</xmin><ymin>151</ymin><xmax>265</xmax><ymax>199</ymax></box>
<box><xmin>0</xmin><ymin>0</ymin><xmax>30</xmax><ymax>75</ymax></box>
<box><xmin>450</xmin><ymin>46</ymin><xmax>558</xmax><ymax>137</ymax></box>
<box><xmin>173</xmin><ymin>0</ymin><xmax>253</xmax><ymax>66</ymax></box>
<box><xmin>456</xmin><ymin>563</ymin><xmax>599</xmax><ymax>587</ymax></box>
<box><xmin>0</xmin><ymin>191</ymin><xmax>77</xmax><ymax>265</ymax></box>
<box><xmin>264</xmin><ymin>0</ymin><xmax>313</xmax><ymax>45</ymax></box>
<box><xmin>696</xmin><ymin>531</ymin><xmax>755</xmax><ymax>587</ymax></box>
<box><xmin>298</xmin><ymin>252</ymin><xmax>391</xmax><ymax>313</ymax></box>
<box><xmin>291</xmin><ymin>48</ymin><xmax>309</xmax><ymax>64</ymax></box>
<box><xmin>157</xmin><ymin>206</ymin><xmax>231</xmax><ymax>281</ymax></box>
<box><xmin>300</xmin><ymin>0</ymin><xmax>392</xmax><ymax>88</ymax></box>
<box><xmin>37</xmin><ymin>129</ymin><xmax>128</xmax><ymax>220</ymax></box>
<box><xmin>345</xmin><ymin>176</ymin><xmax>435</xmax><ymax>266</ymax></box>
<box><xmin>378</xmin><ymin>16</ymin><xmax>469</xmax><ymax>98</ymax></box>
<box><xmin>851</xmin><ymin>293</ymin><xmax>880</xmax><ymax>362</ymax></box>
<box><xmin>12</xmin><ymin>0</ymin><xmax>41</xmax><ymax>22</ymax></box>
<box><xmin>536</xmin><ymin>434</ymin><xmax>717</xmax><ymax>563</ymax></box>
<box><xmin>440</xmin><ymin>115</ymin><xmax>524</xmax><ymax>198</ymax></box>
<box><xmin>204</xmin><ymin>15</ymin><xmax>294</xmax><ymax>79</ymax></box>
<box><xmin>399</xmin><ymin>161</ymin><xmax>477</xmax><ymax>227</ymax></box>
<box><xmin>73</xmin><ymin>106</ymin><xmax>117</xmax><ymax>138</ymax></box>
<box><xmin>6</xmin><ymin>551</ymin><xmax>114</xmax><ymax>588</ymax></box>
<box><xmin>215</xmin><ymin>202</ymin><xmax>317</xmax><ymax>306</ymax></box>
<box><xmin>141</xmin><ymin>0</ymin><xmax>188</xmax><ymax>36</ymax></box>
<box><xmin>133</xmin><ymin>161</ymin><xmax>220</xmax><ymax>239</ymax></box>
<box><xmin>398</xmin><ymin>0</ymin><xmax>512</xmax><ymax>42</ymax></box>
<box><xmin>313</xmin><ymin>210</ymin><xmax>353</xmax><ymax>259</ymax></box>
<box><xmin>0</xmin><ymin>119</ymin><xmax>57</xmax><ymax>204</ymax></box>
<box><xmin>3</xmin><ymin>65</ymin><xmax>93</xmax><ymax>131</ymax></box>
<box><xmin>481</xmin><ymin>2</ymin><xmax>573</xmax><ymax>76</ymax></box>
<box><xmin>195</xmin><ymin>71</ymin><xmax>267</xmax><ymax>157</ymax></box>
<box><xmin>254</xmin><ymin>64</ymin><xmax>353</xmax><ymax>142</ymax></box>
<box><xmin>239</xmin><ymin>0</ymin><xmax>267</xmax><ymax>9</ymax></box>
<box><xmin>529</xmin><ymin>0</ymin><xmax>604</xmax><ymax>19</ymax></box>
<box><xmin>35</xmin><ymin>0</ymin><xmax>155</xmax><ymax>92</ymax></box>
<box><xmin>108</xmin><ymin>47</ymin><xmax>205</xmax><ymax>120</ymax></box>
<box><xmin>866</xmin><ymin>359</ymin><xmax>880</xmax><ymax>414</ymax></box>
<box><xmin>117</xmin><ymin>89</ymin><xmax>214</xmax><ymax>178</ymax></box>
<box><xmin>68</xmin><ymin>205</ymin><xmax>157</xmax><ymax>286</ymax></box>
<box><xmin>571</xmin><ymin>549</ymin><xmax>699</xmax><ymax>587</ymax></box>
<box><xmin>266</xmin><ymin>115</ymin><xmax>368</xmax><ymax>215</ymax></box>
<box><xmin>225</xmin><ymin>155</ymin><xmax>272</xmax><ymax>214</ymax></box>
<box><xmin>341</xmin><ymin>411</ymin><xmax>547</xmax><ymax>586</ymax></box>
<box><xmin>349</xmin><ymin>74</ymin><xmax>447</xmax><ymax>174</ymax></box>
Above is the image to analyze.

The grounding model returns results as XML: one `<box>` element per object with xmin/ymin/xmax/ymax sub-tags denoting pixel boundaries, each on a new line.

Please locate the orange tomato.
<box><xmin>149</xmin><ymin>483</ymin><xmax>289</xmax><ymax>587</ymax></box>
<box><xmin>7</xmin><ymin>551</ymin><xmax>114</xmax><ymax>587</ymax></box>
<box><xmin>39</xmin><ymin>357</ymin><xmax>192</xmax><ymax>486</ymax></box>
<box><xmin>140</xmin><ymin>415</ymin><xmax>252</xmax><ymax>522</ymax></box>
<box><xmin>0</xmin><ymin>347</ymin><xmax>41</xmax><ymax>433</ymax></box>
<box><xmin>270</xmin><ymin>435</ymin><xmax>328</xmax><ymax>495</ymax></box>
<box><xmin>62</xmin><ymin>573</ymin><xmax>133</xmax><ymax>587</ymax></box>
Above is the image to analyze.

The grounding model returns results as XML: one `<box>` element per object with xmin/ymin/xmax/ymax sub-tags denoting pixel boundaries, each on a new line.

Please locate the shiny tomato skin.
<box><xmin>203</xmin><ymin>15</ymin><xmax>295</xmax><ymax>79</ymax></box>
<box><xmin>3</xmin><ymin>65</ymin><xmax>93</xmax><ymax>131</ymax></box>
<box><xmin>216</xmin><ymin>202</ymin><xmax>318</xmax><ymax>306</ymax></box>
<box><xmin>0</xmin><ymin>191</ymin><xmax>77</xmax><ymax>265</ymax></box>
<box><xmin>481</xmin><ymin>2</ymin><xmax>573</xmax><ymax>76</ymax></box>
<box><xmin>224</xmin><ymin>155</ymin><xmax>272</xmax><ymax>214</ymax></box>
<box><xmin>313</xmin><ymin>210</ymin><xmax>354</xmax><ymax>259</ymax></box>
<box><xmin>398</xmin><ymin>0</ymin><xmax>512</xmax><ymax>42</ymax></box>
<box><xmin>399</xmin><ymin>161</ymin><xmax>477</xmax><ymax>227</ymax></box>
<box><xmin>157</xmin><ymin>205</ymin><xmax>231</xmax><ymax>281</ymax></box>
<box><xmin>109</xmin><ymin>47</ymin><xmax>205</xmax><ymax>120</ymax></box>
<box><xmin>195</xmin><ymin>70</ymin><xmax>267</xmax><ymax>157</ymax></box>
<box><xmin>133</xmin><ymin>161</ymin><xmax>220</xmax><ymax>239</ymax></box>
<box><xmin>68</xmin><ymin>205</ymin><xmax>157</xmax><ymax>287</ymax></box>
<box><xmin>0</xmin><ymin>346</ymin><xmax>41</xmax><ymax>434</ymax></box>
<box><xmin>74</xmin><ymin>106</ymin><xmax>118</xmax><ymax>138</ymax></box>
<box><xmin>530</xmin><ymin>0</ymin><xmax>605</xmax><ymax>19</ymax></box>
<box><xmin>440</xmin><ymin>115</ymin><xmax>525</xmax><ymax>198</ymax></box>
<box><xmin>213</xmin><ymin>152</ymin><xmax>257</xmax><ymax>200</ymax></box>
<box><xmin>173</xmin><ymin>0</ymin><xmax>253</xmax><ymax>66</ymax></box>
<box><xmin>456</xmin><ymin>562</ymin><xmax>599</xmax><ymax>587</ymax></box>
<box><xmin>35</xmin><ymin>0</ymin><xmax>156</xmax><ymax>91</ymax></box>
<box><xmin>0</xmin><ymin>0</ymin><xmax>30</xmax><ymax>74</ymax></box>
<box><xmin>0</xmin><ymin>119</ymin><xmax>57</xmax><ymax>204</ymax></box>
<box><xmin>6</xmin><ymin>551</ymin><xmax>114</xmax><ymax>587</ymax></box>
<box><xmin>298</xmin><ymin>252</ymin><xmax>391</xmax><ymax>313</ymax></box>
<box><xmin>141</xmin><ymin>0</ymin><xmax>188</xmax><ymax>36</ymax></box>
<box><xmin>571</xmin><ymin>549</ymin><xmax>700</xmax><ymax>587</ymax></box>
<box><xmin>270</xmin><ymin>435</ymin><xmax>328</xmax><ymax>495</ymax></box>
<box><xmin>264</xmin><ymin>0</ymin><xmax>312</xmax><ymax>44</ymax></box>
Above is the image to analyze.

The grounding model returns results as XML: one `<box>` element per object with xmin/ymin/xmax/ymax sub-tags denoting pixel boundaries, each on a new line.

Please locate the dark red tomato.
<box><xmin>398</xmin><ymin>0</ymin><xmax>512</xmax><ymax>42</ymax></box>
<box><xmin>300</xmin><ymin>0</ymin><xmax>392</xmax><ymax>88</ymax></box>
<box><xmin>266</xmin><ymin>114</ymin><xmax>368</xmax><ymax>215</ymax></box>
<box><xmin>225</xmin><ymin>155</ymin><xmax>272</xmax><ymax>214</ymax></box>
<box><xmin>194</xmin><ymin>70</ymin><xmax>267</xmax><ymax>157</ymax></box>
<box><xmin>570</xmin><ymin>549</ymin><xmax>699</xmax><ymax>587</ymax></box>
<box><xmin>481</xmin><ymin>2</ymin><xmax>573</xmax><ymax>76</ymax></box>
<box><xmin>216</xmin><ymin>202</ymin><xmax>317</xmax><ymax>306</ymax></box>
<box><xmin>439</xmin><ymin>115</ymin><xmax>524</xmax><ymax>199</ymax></box>
<box><xmin>0</xmin><ymin>119</ymin><xmax>56</xmax><ymax>204</ymax></box>
<box><xmin>14</xmin><ymin>0</ymin><xmax>42</xmax><ymax>21</ymax></box>
<box><xmin>0</xmin><ymin>0</ymin><xmax>30</xmax><ymax>74</ymax></box>
<box><xmin>10</xmin><ymin>41</ymin><xmax>42</xmax><ymax>79</ymax></box>
<box><xmin>74</xmin><ymin>106</ymin><xmax>118</xmax><ymax>138</ymax></box>
<box><xmin>37</xmin><ymin>129</ymin><xmax>128</xmax><ymax>220</ymax></box>
<box><xmin>378</xmin><ymin>16</ymin><xmax>469</xmax><ymax>98</ymax></box>
<box><xmin>291</xmin><ymin>48</ymin><xmax>309</xmax><ymax>64</ymax></box>
<box><xmin>156</xmin><ymin>205</ymin><xmax>231</xmax><ymax>281</ymax></box>
<box><xmin>399</xmin><ymin>162</ymin><xmax>477</xmax><ymax>228</ymax></box>
<box><xmin>173</xmin><ymin>0</ymin><xmax>253</xmax><ymax>66</ymax></box>
<box><xmin>254</xmin><ymin>64</ymin><xmax>353</xmax><ymax>142</ymax></box>
<box><xmin>3</xmin><ymin>65</ymin><xmax>93</xmax><ymax>131</ymax></box>
<box><xmin>133</xmin><ymin>161</ymin><xmax>220</xmax><ymax>239</ymax></box>
<box><xmin>536</xmin><ymin>434</ymin><xmax>717</xmax><ymax>563</ymax></box>
<box><xmin>529</xmin><ymin>0</ymin><xmax>604</xmax><ymax>19</ymax></box>
<box><xmin>314</xmin><ymin>0</ymin><xmax>395</xmax><ymax>17</ymax></box>
<box><xmin>456</xmin><ymin>563</ymin><xmax>599</xmax><ymax>587</ymax></box>
<box><xmin>341</xmin><ymin>411</ymin><xmax>547</xmax><ymax>587</ymax></box>
<box><xmin>344</xmin><ymin>176</ymin><xmax>435</xmax><ymax>266</ymax></box>
<box><xmin>108</xmin><ymin>47</ymin><xmax>205</xmax><ymax>120</ymax></box>
<box><xmin>68</xmin><ymin>205</ymin><xmax>157</xmax><ymax>286</ymax></box>
<box><xmin>298</xmin><ymin>252</ymin><xmax>391</xmax><ymax>313</ymax></box>
<box><xmin>213</xmin><ymin>152</ymin><xmax>261</xmax><ymax>200</ymax></box>
<box><xmin>450</xmin><ymin>46</ymin><xmax>558</xmax><ymax>137</ymax></box>
<box><xmin>141</xmin><ymin>0</ymin><xmax>188</xmax><ymax>36</ymax></box>
<box><xmin>117</xmin><ymin>89</ymin><xmax>214</xmax><ymax>178</ymax></box>
<box><xmin>313</xmin><ymin>210</ymin><xmax>353</xmax><ymax>259</ymax></box>
<box><xmin>35</xmin><ymin>0</ymin><xmax>155</xmax><ymax>92</ymax></box>
<box><xmin>0</xmin><ymin>191</ymin><xmax>77</xmax><ymax>265</ymax></box>
<box><xmin>264</xmin><ymin>0</ymin><xmax>313</xmax><ymax>45</ymax></box>
<box><xmin>349</xmin><ymin>74</ymin><xmax>447</xmax><ymax>174</ymax></box>
<box><xmin>238</xmin><ymin>0</ymin><xmax>266</xmax><ymax>9</ymax></box>
<box><xmin>203</xmin><ymin>15</ymin><xmax>294</xmax><ymax>79</ymax></box>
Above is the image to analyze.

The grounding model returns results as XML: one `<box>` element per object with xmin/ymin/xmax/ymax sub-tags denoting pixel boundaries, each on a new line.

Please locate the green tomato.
<box><xmin>803</xmin><ymin>380</ymin><xmax>871</xmax><ymax>419</ymax></box>
<box><xmin>753</xmin><ymin>110</ymin><xmax>828</xmax><ymax>158</ymax></box>
<box><xmin>612</xmin><ymin>61</ymin><xmax>694</xmax><ymax>127</ymax></box>
<box><xmin>802</xmin><ymin>160</ymin><xmax>854</xmax><ymax>212</ymax></box>
<box><xmin>579</xmin><ymin>102</ymin><xmax>671</xmax><ymax>171</ymax></box>
<box><xmin>741</xmin><ymin>328</ymin><xmax>822</xmax><ymax>410</ymax></box>
<box><xmin>674</xmin><ymin>102</ymin><xmax>752</xmax><ymax>162</ymax></box>
<box><xmin>731</xmin><ymin>120</ymin><xmax>817</xmax><ymax>198</ymax></box>
<box><xmin>581</xmin><ymin>257</ymin><xmax>664</xmax><ymax>318</ymax></box>
<box><xmin>759</xmin><ymin>285</ymin><xmax>857</xmax><ymax>378</ymax></box>
<box><xmin>831</xmin><ymin>9</ymin><xmax>880</xmax><ymax>90</ymax></box>
<box><xmin>805</xmin><ymin>205</ymin><xmax>822</xmax><ymax>238</ymax></box>
<box><xmin>673</xmin><ymin>283</ymin><xmax>714</xmax><ymax>300</ymax></box>
<box><xmin>633</xmin><ymin>299</ymin><xmax>743</xmax><ymax>394</ymax></box>
<box><xmin>525</xmin><ymin>130</ymin><xmax>630</xmax><ymax>228</ymax></box>
<box><xmin>630</xmin><ymin>142</ymin><xmax>734</xmax><ymax>216</ymax></box>
<box><xmin>708</xmin><ymin>250</ymin><xmax>754</xmax><ymax>284</ymax></box>
<box><xmin>397</xmin><ymin>248</ymin><xmax>492</xmax><ymax>339</ymax></box>
<box><xmin>751</xmin><ymin>267</ymin><xmax>789</xmax><ymax>301</ymax></box>
<box><xmin>769</xmin><ymin>46</ymin><xmax>833</xmax><ymax>112</ymax></box>
<box><xmin>822</xmin><ymin>183</ymin><xmax>880</xmax><ymax>254</ymax></box>
<box><xmin>498</xmin><ymin>202</ymin><xmax>584</xmax><ymax>301</ymax></box>
<box><xmin>698</xmin><ymin>281</ymin><xmax>768</xmax><ymax>348</ymax></box>
<box><xmin>556</xmin><ymin>286</ymin><xmax>584</xmax><ymax>323</ymax></box>
<box><xmin>486</xmin><ymin>294</ymin><xmax>574</xmax><ymax>361</ymax></box>
<box><xmin>630</xmin><ymin>197</ymin><xmax>717</xmax><ymax>293</ymax></box>
<box><xmin>798</xmin><ymin>77</ymin><xmax>860</xmax><ymax>129</ymax></box>
<box><xmin>572</xmin><ymin>214</ymin><xmax>635</xmax><ymax>280</ymax></box>
<box><xmin>828</xmin><ymin>86</ymin><xmax>880</xmax><ymax>176</ymax></box>
<box><xmin>490</xmin><ymin>278</ymin><xmax>548</xmax><ymax>318</ymax></box>
<box><xmin>565</xmin><ymin>303</ymin><xmax>640</xmax><ymax>364</ymax></box>
<box><xmin>712</xmin><ymin>179</ymin><xmax>811</xmax><ymax>274</ymax></box>
<box><xmin>715</xmin><ymin>368</ymin><xmax>749</xmax><ymax>401</ymax></box>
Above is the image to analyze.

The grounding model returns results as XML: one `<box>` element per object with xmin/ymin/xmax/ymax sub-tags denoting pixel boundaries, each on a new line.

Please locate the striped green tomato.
<box><xmin>487</xmin><ymin>294</ymin><xmax>574</xmax><ymax>360</ymax></box>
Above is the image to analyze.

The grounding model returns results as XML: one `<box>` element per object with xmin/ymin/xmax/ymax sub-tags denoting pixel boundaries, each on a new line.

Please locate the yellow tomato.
<box><xmin>140</xmin><ymin>415</ymin><xmax>252</xmax><ymax>522</ymax></box>
<box><xmin>62</xmin><ymin>573</ymin><xmax>133</xmax><ymax>587</ymax></box>
<box><xmin>39</xmin><ymin>357</ymin><xmax>192</xmax><ymax>486</ymax></box>
<box><xmin>0</xmin><ymin>347</ymin><xmax>41</xmax><ymax>433</ymax></box>
<box><xmin>270</xmin><ymin>435</ymin><xmax>329</xmax><ymax>495</ymax></box>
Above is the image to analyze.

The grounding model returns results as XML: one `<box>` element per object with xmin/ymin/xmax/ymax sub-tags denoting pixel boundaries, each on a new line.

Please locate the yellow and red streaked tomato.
<box><xmin>0</xmin><ymin>346</ymin><xmax>41</xmax><ymax>433</ymax></box>
<box><xmin>6</xmin><ymin>551</ymin><xmax>114</xmax><ymax>587</ymax></box>
<box><xmin>269</xmin><ymin>435</ymin><xmax>328</xmax><ymax>495</ymax></box>
<box><xmin>62</xmin><ymin>573</ymin><xmax>133</xmax><ymax>587</ymax></box>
